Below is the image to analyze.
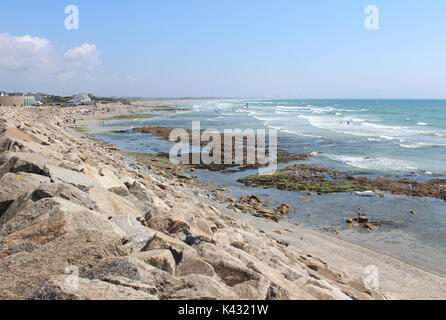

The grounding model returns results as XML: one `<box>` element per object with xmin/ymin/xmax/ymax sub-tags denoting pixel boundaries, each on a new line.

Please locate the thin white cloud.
<box><xmin>0</xmin><ymin>32</ymin><xmax>101</xmax><ymax>82</ymax></box>
<box><xmin>0</xmin><ymin>32</ymin><xmax>139</xmax><ymax>96</ymax></box>
<box><xmin>65</xmin><ymin>43</ymin><xmax>101</xmax><ymax>70</ymax></box>
<box><xmin>0</xmin><ymin>33</ymin><xmax>56</xmax><ymax>71</ymax></box>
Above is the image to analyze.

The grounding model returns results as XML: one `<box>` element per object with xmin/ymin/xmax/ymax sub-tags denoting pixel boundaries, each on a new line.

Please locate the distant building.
<box><xmin>0</xmin><ymin>93</ymin><xmax>35</xmax><ymax>107</ymax></box>
<box><xmin>67</xmin><ymin>93</ymin><xmax>92</xmax><ymax>106</ymax></box>
<box><xmin>34</xmin><ymin>91</ymin><xmax>46</xmax><ymax>102</ymax></box>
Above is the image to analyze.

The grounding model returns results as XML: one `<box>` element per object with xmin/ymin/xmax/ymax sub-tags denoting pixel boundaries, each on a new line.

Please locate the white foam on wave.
<box><xmin>311</xmin><ymin>107</ymin><xmax>337</xmax><ymax>114</ymax></box>
<box><xmin>379</xmin><ymin>135</ymin><xmax>398</xmax><ymax>141</ymax></box>
<box><xmin>320</xmin><ymin>153</ymin><xmax>418</xmax><ymax>171</ymax></box>
<box><xmin>252</xmin><ymin>115</ymin><xmax>285</xmax><ymax>122</ymax></box>
<box><xmin>276</xmin><ymin>106</ymin><xmax>309</xmax><ymax>110</ymax></box>
<box><xmin>399</xmin><ymin>144</ymin><xmax>419</xmax><ymax>149</ymax></box>
<box><xmin>417</xmin><ymin>122</ymin><xmax>430</xmax><ymax>126</ymax></box>
<box><xmin>399</xmin><ymin>142</ymin><xmax>446</xmax><ymax>149</ymax></box>
<box><xmin>266</xmin><ymin>126</ymin><xmax>323</xmax><ymax>138</ymax></box>
<box><xmin>298</xmin><ymin>115</ymin><xmax>371</xmax><ymax>137</ymax></box>
<box><xmin>206</xmin><ymin>116</ymin><xmax>225</xmax><ymax>121</ymax></box>
<box><xmin>298</xmin><ymin>115</ymin><xmax>429</xmax><ymax>141</ymax></box>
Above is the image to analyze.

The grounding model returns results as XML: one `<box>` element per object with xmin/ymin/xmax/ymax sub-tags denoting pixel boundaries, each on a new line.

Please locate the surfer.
<box><xmin>245</xmin><ymin>102</ymin><xmax>249</xmax><ymax>109</ymax></box>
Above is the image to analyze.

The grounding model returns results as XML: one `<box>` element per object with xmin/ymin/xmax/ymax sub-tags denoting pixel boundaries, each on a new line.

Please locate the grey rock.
<box><xmin>0</xmin><ymin>172</ymin><xmax>50</xmax><ymax>215</ymax></box>
<box><xmin>29</xmin><ymin>275</ymin><xmax>157</xmax><ymax>300</ymax></box>
<box><xmin>172</xmin><ymin>274</ymin><xmax>239</xmax><ymax>300</ymax></box>
<box><xmin>110</xmin><ymin>216</ymin><xmax>155</xmax><ymax>253</ymax></box>
<box><xmin>32</xmin><ymin>183</ymin><xmax>98</xmax><ymax>211</ymax></box>
<box><xmin>82</xmin><ymin>257</ymin><xmax>190</xmax><ymax>299</ymax></box>
<box><xmin>176</xmin><ymin>249</ymin><xmax>215</xmax><ymax>277</ymax></box>
<box><xmin>0</xmin><ymin>229</ymin><xmax>126</xmax><ymax>300</ymax></box>
<box><xmin>44</xmin><ymin>165</ymin><xmax>100</xmax><ymax>192</ymax></box>
<box><xmin>132</xmin><ymin>249</ymin><xmax>176</xmax><ymax>275</ymax></box>
<box><xmin>0</xmin><ymin>152</ymin><xmax>48</xmax><ymax>178</ymax></box>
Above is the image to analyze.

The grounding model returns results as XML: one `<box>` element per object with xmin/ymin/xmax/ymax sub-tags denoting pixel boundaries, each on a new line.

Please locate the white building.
<box><xmin>67</xmin><ymin>93</ymin><xmax>92</xmax><ymax>106</ymax></box>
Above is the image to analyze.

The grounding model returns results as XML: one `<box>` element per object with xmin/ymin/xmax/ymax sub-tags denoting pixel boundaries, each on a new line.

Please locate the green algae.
<box><xmin>109</xmin><ymin>114</ymin><xmax>152</xmax><ymax>120</ymax></box>
<box><xmin>238</xmin><ymin>172</ymin><xmax>369</xmax><ymax>194</ymax></box>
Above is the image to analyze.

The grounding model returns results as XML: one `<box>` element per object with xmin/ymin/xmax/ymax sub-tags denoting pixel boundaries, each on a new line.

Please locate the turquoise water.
<box><xmin>101</xmin><ymin>99</ymin><xmax>446</xmax><ymax>177</ymax></box>
<box><xmin>93</xmin><ymin>99</ymin><xmax>446</xmax><ymax>275</ymax></box>
<box><xmin>241</xmin><ymin>99</ymin><xmax>446</xmax><ymax>176</ymax></box>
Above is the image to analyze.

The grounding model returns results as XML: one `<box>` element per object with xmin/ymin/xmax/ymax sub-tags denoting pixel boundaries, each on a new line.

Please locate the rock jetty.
<box><xmin>0</xmin><ymin>106</ymin><xmax>388</xmax><ymax>300</ymax></box>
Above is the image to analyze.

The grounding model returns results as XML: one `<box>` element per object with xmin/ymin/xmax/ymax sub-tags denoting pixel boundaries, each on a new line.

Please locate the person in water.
<box><xmin>245</xmin><ymin>102</ymin><xmax>249</xmax><ymax>109</ymax></box>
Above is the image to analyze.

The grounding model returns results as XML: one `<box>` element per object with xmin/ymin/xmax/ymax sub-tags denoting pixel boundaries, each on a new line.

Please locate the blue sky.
<box><xmin>1</xmin><ymin>0</ymin><xmax>445</xmax><ymax>98</ymax></box>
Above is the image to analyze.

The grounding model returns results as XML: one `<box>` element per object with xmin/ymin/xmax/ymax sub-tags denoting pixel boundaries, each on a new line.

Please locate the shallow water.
<box><xmin>92</xmin><ymin>99</ymin><xmax>446</xmax><ymax>275</ymax></box>
<box><xmin>187</xmin><ymin>168</ymin><xmax>446</xmax><ymax>276</ymax></box>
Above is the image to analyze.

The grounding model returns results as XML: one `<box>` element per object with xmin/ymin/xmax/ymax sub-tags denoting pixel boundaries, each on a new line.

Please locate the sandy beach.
<box><xmin>69</xmin><ymin>102</ymin><xmax>446</xmax><ymax>299</ymax></box>
<box><xmin>3</xmin><ymin>0</ymin><xmax>446</xmax><ymax>306</ymax></box>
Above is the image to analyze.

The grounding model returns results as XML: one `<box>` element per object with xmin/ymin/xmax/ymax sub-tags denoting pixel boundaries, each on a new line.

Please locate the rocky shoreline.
<box><xmin>116</xmin><ymin>124</ymin><xmax>446</xmax><ymax>202</ymax></box>
<box><xmin>238</xmin><ymin>163</ymin><xmax>446</xmax><ymax>201</ymax></box>
<box><xmin>0</xmin><ymin>105</ymin><xmax>395</xmax><ymax>300</ymax></box>
<box><xmin>115</xmin><ymin>125</ymin><xmax>309</xmax><ymax>172</ymax></box>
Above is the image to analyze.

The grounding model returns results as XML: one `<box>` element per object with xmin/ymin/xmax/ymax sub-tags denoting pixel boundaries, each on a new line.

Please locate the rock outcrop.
<box><xmin>0</xmin><ymin>106</ymin><xmax>388</xmax><ymax>300</ymax></box>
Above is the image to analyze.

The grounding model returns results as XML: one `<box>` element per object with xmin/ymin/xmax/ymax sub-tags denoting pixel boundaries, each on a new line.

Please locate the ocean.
<box><xmin>184</xmin><ymin>99</ymin><xmax>446</xmax><ymax>177</ymax></box>
<box><xmin>93</xmin><ymin>99</ymin><xmax>446</xmax><ymax>275</ymax></box>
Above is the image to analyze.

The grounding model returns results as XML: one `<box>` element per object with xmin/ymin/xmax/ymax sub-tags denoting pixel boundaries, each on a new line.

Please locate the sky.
<box><xmin>0</xmin><ymin>0</ymin><xmax>445</xmax><ymax>98</ymax></box>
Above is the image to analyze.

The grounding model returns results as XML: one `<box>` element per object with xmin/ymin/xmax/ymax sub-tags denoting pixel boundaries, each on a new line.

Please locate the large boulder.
<box><xmin>0</xmin><ymin>172</ymin><xmax>50</xmax><ymax>215</ymax></box>
<box><xmin>176</xmin><ymin>251</ymin><xmax>216</xmax><ymax>277</ymax></box>
<box><xmin>82</xmin><ymin>256</ymin><xmax>243</xmax><ymax>300</ymax></box>
<box><xmin>29</xmin><ymin>275</ymin><xmax>157</xmax><ymax>300</ymax></box>
<box><xmin>86</xmin><ymin>165</ymin><xmax>129</xmax><ymax>195</ymax></box>
<box><xmin>110</xmin><ymin>216</ymin><xmax>155</xmax><ymax>253</ymax></box>
<box><xmin>0</xmin><ymin>229</ymin><xmax>126</xmax><ymax>300</ymax></box>
<box><xmin>0</xmin><ymin>198</ymin><xmax>128</xmax><ymax>277</ymax></box>
<box><xmin>82</xmin><ymin>257</ymin><xmax>190</xmax><ymax>299</ymax></box>
<box><xmin>132</xmin><ymin>249</ymin><xmax>176</xmax><ymax>275</ymax></box>
<box><xmin>0</xmin><ymin>152</ymin><xmax>49</xmax><ymax>178</ymax></box>
<box><xmin>302</xmin><ymin>278</ymin><xmax>352</xmax><ymax>300</ymax></box>
<box><xmin>0</xmin><ymin>196</ymin><xmax>125</xmax><ymax>240</ymax></box>
<box><xmin>125</xmin><ymin>180</ymin><xmax>153</xmax><ymax>203</ymax></box>
<box><xmin>89</xmin><ymin>186</ymin><xmax>143</xmax><ymax>218</ymax></box>
<box><xmin>0</xmin><ymin>126</ymin><xmax>42</xmax><ymax>153</ymax></box>
<box><xmin>141</xmin><ymin>232</ymin><xmax>196</xmax><ymax>264</ymax></box>
<box><xmin>31</xmin><ymin>183</ymin><xmax>98</xmax><ymax>211</ymax></box>
<box><xmin>171</xmin><ymin>274</ymin><xmax>239</xmax><ymax>300</ymax></box>
<box><xmin>44</xmin><ymin>165</ymin><xmax>100</xmax><ymax>192</ymax></box>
